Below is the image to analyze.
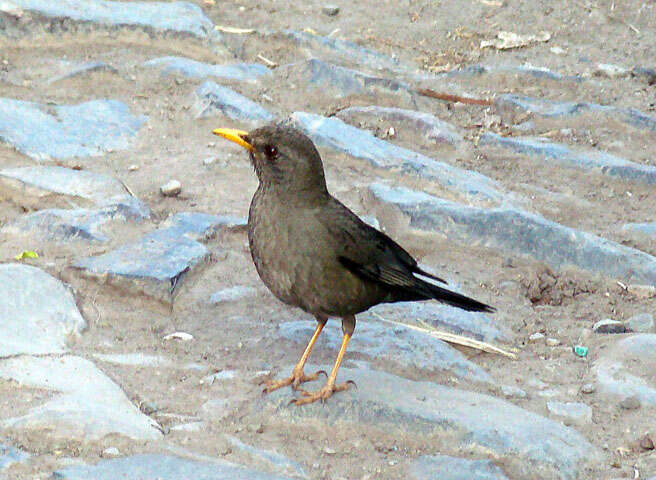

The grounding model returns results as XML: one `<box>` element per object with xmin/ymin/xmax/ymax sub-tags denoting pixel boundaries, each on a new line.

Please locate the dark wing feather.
<box><xmin>323</xmin><ymin>198</ymin><xmax>494</xmax><ymax>313</ymax></box>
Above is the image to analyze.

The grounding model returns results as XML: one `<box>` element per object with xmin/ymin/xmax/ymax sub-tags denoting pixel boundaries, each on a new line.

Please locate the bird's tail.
<box><xmin>398</xmin><ymin>277</ymin><xmax>495</xmax><ymax>313</ymax></box>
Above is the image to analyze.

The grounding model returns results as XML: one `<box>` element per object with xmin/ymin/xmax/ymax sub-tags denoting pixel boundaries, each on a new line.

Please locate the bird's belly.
<box><xmin>248</xmin><ymin>216</ymin><xmax>384</xmax><ymax>316</ymax></box>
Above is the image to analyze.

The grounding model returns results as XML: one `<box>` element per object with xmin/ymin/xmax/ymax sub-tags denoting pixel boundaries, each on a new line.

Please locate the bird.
<box><xmin>213</xmin><ymin>122</ymin><xmax>494</xmax><ymax>405</ymax></box>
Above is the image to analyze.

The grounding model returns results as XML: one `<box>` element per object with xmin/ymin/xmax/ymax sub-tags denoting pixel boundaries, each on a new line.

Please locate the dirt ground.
<box><xmin>1</xmin><ymin>1</ymin><xmax>655</xmax><ymax>479</ymax></box>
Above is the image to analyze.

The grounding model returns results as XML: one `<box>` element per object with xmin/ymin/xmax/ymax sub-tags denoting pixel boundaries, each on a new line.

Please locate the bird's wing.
<box><xmin>319</xmin><ymin>198</ymin><xmax>494</xmax><ymax>313</ymax></box>
<box><xmin>319</xmin><ymin>198</ymin><xmax>443</xmax><ymax>288</ymax></box>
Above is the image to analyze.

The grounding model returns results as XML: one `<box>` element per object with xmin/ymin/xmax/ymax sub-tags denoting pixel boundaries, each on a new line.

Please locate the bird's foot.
<box><xmin>291</xmin><ymin>380</ymin><xmax>354</xmax><ymax>406</ymax></box>
<box><xmin>263</xmin><ymin>367</ymin><xmax>326</xmax><ymax>394</ymax></box>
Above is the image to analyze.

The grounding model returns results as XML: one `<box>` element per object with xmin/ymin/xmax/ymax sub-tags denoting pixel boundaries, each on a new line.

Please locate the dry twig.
<box><xmin>415</xmin><ymin>88</ymin><xmax>492</xmax><ymax>106</ymax></box>
<box><xmin>372</xmin><ymin>312</ymin><xmax>517</xmax><ymax>359</ymax></box>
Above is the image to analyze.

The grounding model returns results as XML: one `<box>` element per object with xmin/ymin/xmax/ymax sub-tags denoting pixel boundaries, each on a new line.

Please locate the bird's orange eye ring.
<box><xmin>264</xmin><ymin>144</ymin><xmax>278</xmax><ymax>160</ymax></box>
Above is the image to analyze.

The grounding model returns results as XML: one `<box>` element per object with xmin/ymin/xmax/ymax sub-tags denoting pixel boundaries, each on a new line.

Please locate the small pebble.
<box><xmin>529</xmin><ymin>332</ymin><xmax>545</xmax><ymax>342</ymax></box>
<box><xmin>101</xmin><ymin>447</ymin><xmax>120</xmax><ymax>458</ymax></box>
<box><xmin>321</xmin><ymin>4</ymin><xmax>340</xmax><ymax>16</ymax></box>
<box><xmin>323</xmin><ymin>446</ymin><xmax>336</xmax><ymax>455</ymax></box>
<box><xmin>140</xmin><ymin>401</ymin><xmax>158</xmax><ymax>415</ymax></box>
<box><xmin>594</xmin><ymin>63</ymin><xmax>629</xmax><ymax>78</ymax></box>
<box><xmin>163</xmin><ymin>331</ymin><xmax>194</xmax><ymax>341</ymax></box>
<box><xmin>592</xmin><ymin>319</ymin><xmax>629</xmax><ymax>334</ymax></box>
<box><xmin>546</xmin><ymin>338</ymin><xmax>561</xmax><ymax>347</ymax></box>
<box><xmin>550</xmin><ymin>46</ymin><xmax>566</xmax><ymax>55</ymax></box>
<box><xmin>128</xmin><ymin>164</ymin><xmax>139</xmax><ymax>171</ymax></box>
<box><xmin>580</xmin><ymin>383</ymin><xmax>596</xmax><ymax>394</ymax></box>
<box><xmin>639</xmin><ymin>434</ymin><xmax>654</xmax><ymax>451</ymax></box>
<box><xmin>160</xmin><ymin>179</ymin><xmax>182</xmax><ymax>197</ymax></box>
<box><xmin>619</xmin><ymin>395</ymin><xmax>641</xmax><ymax>410</ymax></box>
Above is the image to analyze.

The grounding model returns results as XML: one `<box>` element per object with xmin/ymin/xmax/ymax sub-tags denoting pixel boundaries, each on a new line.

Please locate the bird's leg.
<box><xmin>263</xmin><ymin>315</ymin><xmax>328</xmax><ymax>393</ymax></box>
<box><xmin>293</xmin><ymin>315</ymin><xmax>355</xmax><ymax>405</ymax></box>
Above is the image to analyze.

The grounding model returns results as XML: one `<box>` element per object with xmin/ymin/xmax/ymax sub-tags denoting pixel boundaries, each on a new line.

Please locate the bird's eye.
<box><xmin>263</xmin><ymin>144</ymin><xmax>278</xmax><ymax>160</ymax></box>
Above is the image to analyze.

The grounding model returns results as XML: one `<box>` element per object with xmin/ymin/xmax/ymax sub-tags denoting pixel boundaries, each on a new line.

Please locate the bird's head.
<box><xmin>213</xmin><ymin>123</ymin><xmax>328</xmax><ymax>198</ymax></box>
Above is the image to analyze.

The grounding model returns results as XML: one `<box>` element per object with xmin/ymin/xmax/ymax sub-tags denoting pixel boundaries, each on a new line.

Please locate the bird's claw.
<box><xmin>291</xmin><ymin>380</ymin><xmax>353</xmax><ymax>405</ymax></box>
<box><xmin>263</xmin><ymin>368</ymin><xmax>323</xmax><ymax>395</ymax></box>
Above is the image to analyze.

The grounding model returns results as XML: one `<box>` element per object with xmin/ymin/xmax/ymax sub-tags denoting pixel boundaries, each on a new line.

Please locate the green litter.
<box><xmin>14</xmin><ymin>250</ymin><xmax>39</xmax><ymax>260</ymax></box>
<box><xmin>573</xmin><ymin>345</ymin><xmax>588</xmax><ymax>358</ymax></box>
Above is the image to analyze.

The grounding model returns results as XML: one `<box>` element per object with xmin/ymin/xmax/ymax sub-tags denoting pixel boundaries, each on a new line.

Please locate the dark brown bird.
<box><xmin>213</xmin><ymin>123</ymin><xmax>494</xmax><ymax>405</ymax></box>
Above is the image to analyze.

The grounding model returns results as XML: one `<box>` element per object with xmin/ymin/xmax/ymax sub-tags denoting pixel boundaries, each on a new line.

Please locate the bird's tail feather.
<box><xmin>398</xmin><ymin>277</ymin><xmax>495</xmax><ymax>313</ymax></box>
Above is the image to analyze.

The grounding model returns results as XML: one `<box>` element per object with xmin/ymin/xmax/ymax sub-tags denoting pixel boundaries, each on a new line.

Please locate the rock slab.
<box><xmin>480</xmin><ymin>133</ymin><xmax>656</xmax><ymax>185</ymax></box>
<box><xmin>7</xmin><ymin>0</ymin><xmax>217</xmax><ymax>39</ymax></box>
<box><xmin>53</xmin><ymin>454</ymin><xmax>294</xmax><ymax>479</ymax></box>
<box><xmin>0</xmin><ymin>355</ymin><xmax>161</xmax><ymax>440</ymax></box>
<box><xmin>194</xmin><ymin>81</ymin><xmax>274</xmax><ymax>122</ymax></box>
<box><xmin>410</xmin><ymin>454</ymin><xmax>509</xmax><ymax>480</ymax></box>
<box><xmin>74</xmin><ymin>212</ymin><xmax>245</xmax><ymax>301</ymax></box>
<box><xmin>264</xmin><ymin>365</ymin><xmax>599</xmax><ymax>479</ymax></box>
<box><xmin>336</xmin><ymin>105</ymin><xmax>463</xmax><ymax>145</ymax></box>
<box><xmin>593</xmin><ymin>334</ymin><xmax>656</xmax><ymax>406</ymax></box>
<box><xmin>370</xmin><ymin>182</ymin><xmax>656</xmax><ymax>284</ymax></box>
<box><xmin>144</xmin><ymin>57</ymin><xmax>270</xmax><ymax>81</ymax></box>
<box><xmin>0</xmin><ymin>264</ymin><xmax>86</xmax><ymax>357</ymax></box>
<box><xmin>0</xmin><ymin>99</ymin><xmax>145</xmax><ymax>160</ymax></box>
<box><xmin>290</xmin><ymin>112</ymin><xmax>510</xmax><ymax>205</ymax></box>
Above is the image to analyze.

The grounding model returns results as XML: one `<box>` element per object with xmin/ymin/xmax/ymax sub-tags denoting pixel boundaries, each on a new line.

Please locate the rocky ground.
<box><xmin>1</xmin><ymin>1</ymin><xmax>655</xmax><ymax>479</ymax></box>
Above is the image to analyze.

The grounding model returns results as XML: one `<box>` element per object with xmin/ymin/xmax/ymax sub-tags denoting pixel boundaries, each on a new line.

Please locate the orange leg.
<box><xmin>293</xmin><ymin>315</ymin><xmax>355</xmax><ymax>405</ymax></box>
<box><xmin>263</xmin><ymin>316</ymin><xmax>327</xmax><ymax>393</ymax></box>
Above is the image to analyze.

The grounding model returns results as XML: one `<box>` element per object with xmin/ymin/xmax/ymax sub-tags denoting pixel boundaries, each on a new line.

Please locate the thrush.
<box><xmin>213</xmin><ymin>122</ymin><xmax>494</xmax><ymax>405</ymax></box>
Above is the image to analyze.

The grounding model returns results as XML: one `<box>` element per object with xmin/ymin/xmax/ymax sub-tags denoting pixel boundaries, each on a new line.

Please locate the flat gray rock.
<box><xmin>53</xmin><ymin>454</ymin><xmax>294</xmax><ymax>479</ymax></box>
<box><xmin>277</xmin><ymin>319</ymin><xmax>493</xmax><ymax>383</ymax></box>
<box><xmin>194</xmin><ymin>81</ymin><xmax>274</xmax><ymax>122</ymax></box>
<box><xmin>546</xmin><ymin>401</ymin><xmax>592</xmax><ymax>426</ymax></box>
<box><xmin>264</xmin><ymin>365</ymin><xmax>599</xmax><ymax>479</ymax></box>
<box><xmin>144</xmin><ymin>57</ymin><xmax>270</xmax><ymax>82</ymax></box>
<box><xmin>74</xmin><ymin>212</ymin><xmax>245</xmax><ymax>301</ymax></box>
<box><xmin>0</xmin><ymin>166</ymin><xmax>147</xmax><ymax>212</ymax></box>
<box><xmin>593</xmin><ymin>334</ymin><xmax>656</xmax><ymax>406</ymax></box>
<box><xmin>46</xmin><ymin>61</ymin><xmax>117</xmax><ymax>84</ymax></box>
<box><xmin>633</xmin><ymin>66</ymin><xmax>656</xmax><ymax>84</ymax></box>
<box><xmin>7</xmin><ymin>0</ymin><xmax>217</xmax><ymax>39</ymax></box>
<box><xmin>0</xmin><ymin>166</ymin><xmax>145</xmax><ymax>210</ymax></box>
<box><xmin>440</xmin><ymin>64</ymin><xmax>580</xmax><ymax>82</ymax></box>
<box><xmin>370</xmin><ymin>182</ymin><xmax>656</xmax><ymax>285</ymax></box>
<box><xmin>283</xmin><ymin>30</ymin><xmax>402</xmax><ymax>73</ymax></box>
<box><xmin>0</xmin><ymin>264</ymin><xmax>86</xmax><ymax>357</ymax></box>
<box><xmin>0</xmin><ymin>442</ymin><xmax>30</xmax><ymax>471</ymax></box>
<box><xmin>290</xmin><ymin>112</ymin><xmax>511</xmax><ymax>206</ymax></box>
<box><xmin>366</xmin><ymin>301</ymin><xmax>510</xmax><ymax>342</ymax></box>
<box><xmin>410</xmin><ymin>454</ymin><xmax>509</xmax><ymax>480</ymax></box>
<box><xmin>495</xmin><ymin>94</ymin><xmax>656</xmax><ymax>132</ymax></box>
<box><xmin>0</xmin><ymin>99</ymin><xmax>145</xmax><ymax>160</ymax></box>
<box><xmin>0</xmin><ymin>166</ymin><xmax>148</xmax><ymax>241</ymax></box>
<box><xmin>0</xmin><ymin>355</ymin><xmax>161</xmax><ymax>440</ymax></box>
<box><xmin>480</xmin><ymin>133</ymin><xmax>656</xmax><ymax>184</ymax></box>
<box><xmin>3</xmin><ymin>205</ymin><xmax>144</xmax><ymax>242</ymax></box>
<box><xmin>336</xmin><ymin>105</ymin><xmax>463</xmax><ymax>145</ymax></box>
<box><xmin>623</xmin><ymin>222</ymin><xmax>656</xmax><ymax>237</ymax></box>
<box><xmin>224</xmin><ymin>435</ymin><xmax>306</xmax><ymax>478</ymax></box>
<box><xmin>161</xmin><ymin>211</ymin><xmax>246</xmax><ymax>238</ymax></box>
<box><xmin>277</xmin><ymin>59</ymin><xmax>411</xmax><ymax>99</ymax></box>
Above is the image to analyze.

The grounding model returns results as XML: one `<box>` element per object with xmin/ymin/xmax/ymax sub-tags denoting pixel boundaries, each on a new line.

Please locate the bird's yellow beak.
<box><xmin>212</xmin><ymin>128</ymin><xmax>254</xmax><ymax>152</ymax></box>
